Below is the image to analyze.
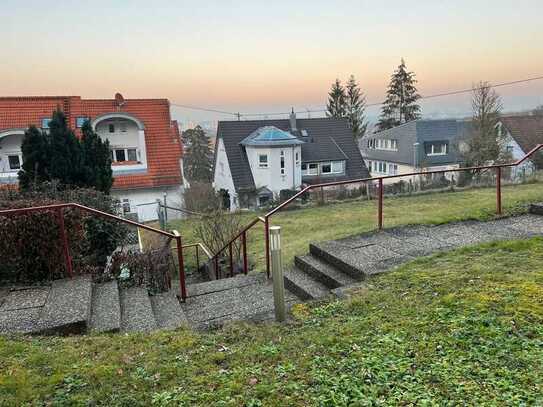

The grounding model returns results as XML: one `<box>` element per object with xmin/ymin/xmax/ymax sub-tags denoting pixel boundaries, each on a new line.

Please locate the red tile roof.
<box><xmin>0</xmin><ymin>95</ymin><xmax>183</xmax><ymax>190</ymax></box>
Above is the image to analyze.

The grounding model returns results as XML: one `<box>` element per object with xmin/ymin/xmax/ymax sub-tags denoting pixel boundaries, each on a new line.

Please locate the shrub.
<box><xmin>0</xmin><ymin>183</ymin><xmax>127</xmax><ymax>284</ymax></box>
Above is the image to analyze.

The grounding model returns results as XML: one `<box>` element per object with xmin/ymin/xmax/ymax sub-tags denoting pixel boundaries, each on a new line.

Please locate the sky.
<box><xmin>2</xmin><ymin>0</ymin><xmax>543</xmax><ymax>124</ymax></box>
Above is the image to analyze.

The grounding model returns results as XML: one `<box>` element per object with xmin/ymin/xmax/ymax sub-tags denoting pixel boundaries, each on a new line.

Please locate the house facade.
<box><xmin>0</xmin><ymin>94</ymin><xmax>184</xmax><ymax>221</ymax></box>
<box><xmin>360</xmin><ymin>119</ymin><xmax>468</xmax><ymax>184</ymax></box>
<box><xmin>213</xmin><ymin>113</ymin><xmax>369</xmax><ymax>209</ymax></box>
<box><xmin>498</xmin><ymin>114</ymin><xmax>543</xmax><ymax>178</ymax></box>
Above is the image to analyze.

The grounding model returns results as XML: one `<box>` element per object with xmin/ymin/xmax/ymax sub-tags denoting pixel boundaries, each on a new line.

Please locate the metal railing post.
<box><xmin>270</xmin><ymin>226</ymin><xmax>286</xmax><ymax>322</ymax></box>
<box><xmin>496</xmin><ymin>166</ymin><xmax>502</xmax><ymax>215</ymax></box>
<box><xmin>242</xmin><ymin>231</ymin><xmax>248</xmax><ymax>275</ymax></box>
<box><xmin>378</xmin><ymin>178</ymin><xmax>384</xmax><ymax>230</ymax></box>
<box><xmin>195</xmin><ymin>244</ymin><xmax>200</xmax><ymax>271</ymax></box>
<box><xmin>265</xmin><ymin>216</ymin><xmax>270</xmax><ymax>278</ymax></box>
<box><xmin>174</xmin><ymin>234</ymin><xmax>187</xmax><ymax>301</ymax></box>
<box><xmin>57</xmin><ymin>207</ymin><xmax>74</xmax><ymax>278</ymax></box>
<box><xmin>228</xmin><ymin>242</ymin><xmax>234</xmax><ymax>277</ymax></box>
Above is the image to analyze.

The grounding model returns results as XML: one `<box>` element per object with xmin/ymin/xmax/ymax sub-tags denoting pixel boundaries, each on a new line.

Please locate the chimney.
<box><xmin>289</xmin><ymin>108</ymin><xmax>297</xmax><ymax>132</ymax></box>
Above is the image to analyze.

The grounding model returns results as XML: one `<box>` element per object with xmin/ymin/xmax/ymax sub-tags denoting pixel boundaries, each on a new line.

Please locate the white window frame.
<box><xmin>427</xmin><ymin>143</ymin><xmax>448</xmax><ymax>156</ymax></box>
<box><xmin>331</xmin><ymin>161</ymin><xmax>344</xmax><ymax>174</ymax></box>
<box><xmin>258</xmin><ymin>154</ymin><xmax>269</xmax><ymax>168</ymax></box>
<box><xmin>320</xmin><ymin>162</ymin><xmax>332</xmax><ymax>174</ymax></box>
<box><xmin>280</xmin><ymin>155</ymin><xmax>285</xmax><ymax>175</ymax></box>
<box><xmin>111</xmin><ymin>147</ymin><xmax>140</xmax><ymax>163</ymax></box>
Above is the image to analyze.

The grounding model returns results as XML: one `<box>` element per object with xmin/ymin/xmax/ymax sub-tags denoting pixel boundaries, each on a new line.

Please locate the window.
<box><xmin>331</xmin><ymin>161</ymin><xmax>344</xmax><ymax>174</ymax></box>
<box><xmin>390</xmin><ymin>164</ymin><xmax>399</xmax><ymax>175</ymax></box>
<box><xmin>280</xmin><ymin>155</ymin><xmax>285</xmax><ymax>175</ymax></box>
<box><xmin>321</xmin><ymin>162</ymin><xmax>332</xmax><ymax>174</ymax></box>
<box><xmin>127</xmin><ymin>148</ymin><xmax>138</xmax><ymax>162</ymax></box>
<box><xmin>122</xmin><ymin>199</ymin><xmax>131</xmax><ymax>214</ymax></box>
<box><xmin>367</xmin><ymin>161</ymin><xmax>372</xmax><ymax>172</ymax></box>
<box><xmin>108</xmin><ymin>123</ymin><xmax>115</xmax><ymax>133</ymax></box>
<box><xmin>302</xmin><ymin>162</ymin><xmax>318</xmax><ymax>176</ymax></box>
<box><xmin>41</xmin><ymin>118</ymin><xmax>51</xmax><ymax>129</ymax></box>
<box><xmin>425</xmin><ymin>142</ymin><xmax>448</xmax><ymax>156</ymax></box>
<box><xmin>115</xmin><ymin>149</ymin><xmax>126</xmax><ymax>162</ymax></box>
<box><xmin>76</xmin><ymin>117</ymin><xmax>89</xmax><ymax>128</ymax></box>
<box><xmin>258</xmin><ymin>195</ymin><xmax>270</xmax><ymax>206</ymax></box>
<box><xmin>295</xmin><ymin>151</ymin><xmax>300</xmax><ymax>165</ymax></box>
<box><xmin>8</xmin><ymin>155</ymin><xmax>21</xmax><ymax>170</ymax></box>
<box><xmin>258</xmin><ymin>154</ymin><xmax>268</xmax><ymax>168</ymax></box>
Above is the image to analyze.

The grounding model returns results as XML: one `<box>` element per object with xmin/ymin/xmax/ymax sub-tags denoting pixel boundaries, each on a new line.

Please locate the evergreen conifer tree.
<box><xmin>376</xmin><ymin>58</ymin><xmax>421</xmax><ymax>131</ymax></box>
<box><xmin>81</xmin><ymin>121</ymin><xmax>114</xmax><ymax>194</ymax></box>
<box><xmin>326</xmin><ymin>79</ymin><xmax>347</xmax><ymax>118</ymax></box>
<box><xmin>48</xmin><ymin>109</ymin><xmax>83</xmax><ymax>186</ymax></box>
<box><xmin>345</xmin><ymin>75</ymin><xmax>368</xmax><ymax>140</ymax></box>
<box><xmin>18</xmin><ymin>126</ymin><xmax>50</xmax><ymax>190</ymax></box>
<box><xmin>182</xmin><ymin>125</ymin><xmax>212</xmax><ymax>182</ymax></box>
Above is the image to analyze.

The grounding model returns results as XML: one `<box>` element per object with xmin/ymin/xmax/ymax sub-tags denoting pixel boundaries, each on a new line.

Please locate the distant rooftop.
<box><xmin>240</xmin><ymin>126</ymin><xmax>304</xmax><ymax>146</ymax></box>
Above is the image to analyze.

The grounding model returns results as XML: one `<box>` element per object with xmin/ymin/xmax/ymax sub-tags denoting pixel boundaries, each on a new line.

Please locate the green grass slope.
<box><xmin>1</xmin><ymin>238</ymin><xmax>542</xmax><ymax>405</ymax></box>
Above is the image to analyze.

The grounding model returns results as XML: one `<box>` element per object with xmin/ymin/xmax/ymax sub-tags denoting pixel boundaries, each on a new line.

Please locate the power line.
<box><xmin>171</xmin><ymin>74</ymin><xmax>543</xmax><ymax>119</ymax></box>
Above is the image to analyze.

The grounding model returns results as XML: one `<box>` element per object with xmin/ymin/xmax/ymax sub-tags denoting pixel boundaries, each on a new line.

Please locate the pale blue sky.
<box><xmin>2</xmin><ymin>0</ymin><xmax>542</xmax><ymax>122</ymax></box>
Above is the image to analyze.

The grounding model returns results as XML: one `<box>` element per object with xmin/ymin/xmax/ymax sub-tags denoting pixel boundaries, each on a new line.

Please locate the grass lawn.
<box><xmin>168</xmin><ymin>182</ymin><xmax>543</xmax><ymax>273</ymax></box>
<box><xmin>1</xmin><ymin>238</ymin><xmax>542</xmax><ymax>405</ymax></box>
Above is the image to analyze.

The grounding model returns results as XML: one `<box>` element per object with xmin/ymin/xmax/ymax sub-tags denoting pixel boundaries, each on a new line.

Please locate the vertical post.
<box><xmin>214</xmin><ymin>256</ymin><xmax>220</xmax><ymax>280</ymax></box>
<box><xmin>157</xmin><ymin>199</ymin><xmax>165</xmax><ymax>230</ymax></box>
<box><xmin>265</xmin><ymin>216</ymin><xmax>270</xmax><ymax>279</ymax></box>
<box><xmin>195</xmin><ymin>244</ymin><xmax>200</xmax><ymax>271</ymax></box>
<box><xmin>174</xmin><ymin>233</ymin><xmax>187</xmax><ymax>301</ymax></box>
<box><xmin>378</xmin><ymin>178</ymin><xmax>384</xmax><ymax>230</ymax></box>
<box><xmin>228</xmin><ymin>242</ymin><xmax>234</xmax><ymax>277</ymax></box>
<box><xmin>496</xmin><ymin>166</ymin><xmax>502</xmax><ymax>215</ymax></box>
<box><xmin>242</xmin><ymin>231</ymin><xmax>248</xmax><ymax>275</ymax></box>
<box><xmin>270</xmin><ymin>226</ymin><xmax>286</xmax><ymax>322</ymax></box>
<box><xmin>57</xmin><ymin>207</ymin><xmax>74</xmax><ymax>278</ymax></box>
<box><xmin>163</xmin><ymin>193</ymin><xmax>168</xmax><ymax>224</ymax></box>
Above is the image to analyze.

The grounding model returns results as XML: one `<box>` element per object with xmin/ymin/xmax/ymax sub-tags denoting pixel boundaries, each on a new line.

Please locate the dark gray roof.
<box><xmin>216</xmin><ymin>117</ymin><xmax>369</xmax><ymax>191</ymax></box>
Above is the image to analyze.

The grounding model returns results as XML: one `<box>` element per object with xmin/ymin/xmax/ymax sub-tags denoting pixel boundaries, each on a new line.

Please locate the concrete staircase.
<box><xmin>0</xmin><ymin>276</ymin><xmax>188</xmax><ymax>335</ymax></box>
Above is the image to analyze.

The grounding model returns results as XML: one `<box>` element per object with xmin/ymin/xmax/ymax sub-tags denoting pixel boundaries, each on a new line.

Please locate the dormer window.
<box><xmin>258</xmin><ymin>154</ymin><xmax>268</xmax><ymax>168</ymax></box>
<box><xmin>109</xmin><ymin>123</ymin><xmax>115</xmax><ymax>133</ymax></box>
<box><xmin>8</xmin><ymin>155</ymin><xmax>21</xmax><ymax>170</ymax></box>
<box><xmin>425</xmin><ymin>142</ymin><xmax>448</xmax><ymax>156</ymax></box>
<box><xmin>41</xmin><ymin>118</ymin><xmax>52</xmax><ymax>129</ymax></box>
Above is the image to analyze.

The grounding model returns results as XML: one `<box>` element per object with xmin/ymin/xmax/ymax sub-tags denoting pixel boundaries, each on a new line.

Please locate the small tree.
<box><xmin>345</xmin><ymin>75</ymin><xmax>368</xmax><ymax>140</ymax></box>
<box><xmin>182</xmin><ymin>126</ymin><xmax>212</xmax><ymax>182</ymax></box>
<box><xmin>81</xmin><ymin>121</ymin><xmax>114</xmax><ymax>194</ymax></box>
<box><xmin>462</xmin><ymin>81</ymin><xmax>507</xmax><ymax>168</ymax></box>
<box><xmin>376</xmin><ymin>58</ymin><xmax>421</xmax><ymax>131</ymax></box>
<box><xmin>326</xmin><ymin>79</ymin><xmax>347</xmax><ymax>119</ymax></box>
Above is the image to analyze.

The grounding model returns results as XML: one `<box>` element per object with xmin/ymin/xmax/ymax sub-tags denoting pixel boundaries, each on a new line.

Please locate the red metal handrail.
<box><xmin>0</xmin><ymin>202</ymin><xmax>188</xmax><ymax>301</ymax></box>
<box><xmin>210</xmin><ymin>144</ymin><xmax>543</xmax><ymax>278</ymax></box>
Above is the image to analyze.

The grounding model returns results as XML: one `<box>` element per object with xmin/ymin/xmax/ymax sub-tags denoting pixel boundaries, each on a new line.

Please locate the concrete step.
<box><xmin>89</xmin><ymin>281</ymin><xmax>121</xmax><ymax>333</ymax></box>
<box><xmin>295</xmin><ymin>254</ymin><xmax>358</xmax><ymax>289</ymax></box>
<box><xmin>283</xmin><ymin>267</ymin><xmax>330</xmax><ymax>301</ymax></box>
<box><xmin>150</xmin><ymin>292</ymin><xmax>188</xmax><ymax>330</ymax></box>
<box><xmin>529</xmin><ymin>202</ymin><xmax>543</xmax><ymax>215</ymax></box>
<box><xmin>38</xmin><ymin>276</ymin><xmax>93</xmax><ymax>335</ymax></box>
<box><xmin>310</xmin><ymin>243</ymin><xmax>367</xmax><ymax>279</ymax></box>
<box><xmin>119</xmin><ymin>287</ymin><xmax>158</xmax><ymax>333</ymax></box>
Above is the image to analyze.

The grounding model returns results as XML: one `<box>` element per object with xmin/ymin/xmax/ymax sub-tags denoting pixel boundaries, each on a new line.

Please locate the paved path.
<box><xmin>311</xmin><ymin>214</ymin><xmax>543</xmax><ymax>279</ymax></box>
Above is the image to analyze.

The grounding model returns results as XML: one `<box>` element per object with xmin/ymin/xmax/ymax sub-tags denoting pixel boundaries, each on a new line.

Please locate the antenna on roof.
<box><xmin>289</xmin><ymin>107</ymin><xmax>297</xmax><ymax>131</ymax></box>
<box><xmin>236</xmin><ymin>112</ymin><xmax>241</xmax><ymax>121</ymax></box>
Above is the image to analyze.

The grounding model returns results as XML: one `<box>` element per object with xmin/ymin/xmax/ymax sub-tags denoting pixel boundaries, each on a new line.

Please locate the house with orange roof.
<box><xmin>0</xmin><ymin>93</ymin><xmax>184</xmax><ymax>221</ymax></box>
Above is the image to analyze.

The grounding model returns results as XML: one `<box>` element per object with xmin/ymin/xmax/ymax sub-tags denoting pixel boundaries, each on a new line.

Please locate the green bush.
<box><xmin>0</xmin><ymin>183</ymin><xmax>127</xmax><ymax>284</ymax></box>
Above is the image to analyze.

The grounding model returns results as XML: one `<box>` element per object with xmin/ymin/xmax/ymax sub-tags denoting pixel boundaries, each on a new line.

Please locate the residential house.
<box><xmin>360</xmin><ymin>119</ymin><xmax>468</xmax><ymax>183</ymax></box>
<box><xmin>0</xmin><ymin>94</ymin><xmax>184</xmax><ymax>221</ymax></box>
<box><xmin>498</xmin><ymin>114</ymin><xmax>543</xmax><ymax>178</ymax></box>
<box><xmin>213</xmin><ymin>112</ymin><xmax>369</xmax><ymax>209</ymax></box>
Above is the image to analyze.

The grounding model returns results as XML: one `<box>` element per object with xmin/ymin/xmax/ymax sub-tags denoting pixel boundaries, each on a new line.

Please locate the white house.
<box><xmin>213</xmin><ymin>112</ymin><xmax>369</xmax><ymax>210</ymax></box>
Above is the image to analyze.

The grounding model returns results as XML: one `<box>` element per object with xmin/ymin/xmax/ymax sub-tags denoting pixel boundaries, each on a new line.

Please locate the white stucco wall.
<box><xmin>503</xmin><ymin>130</ymin><xmax>534</xmax><ymax>178</ymax></box>
<box><xmin>111</xmin><ymin>185</ymin><xmax>184</xmax><ymax>223</ymax></box>
<box><xmin>365</xmin><ymin>158</ymin><xmax>460</xmax><ymax>185</ymax></box>
<box><xmin>213</xmin><ymin>137</ymin><xmax>238</xmax><ymax>210</ymax></box>
<box><xmin>245</xmin><ymin>145</ymin><xmax>302</xmax><ymax>196</ymax></box>
<box><xmin>0</xmin><ymin>132</ymin><xmax>24</xmax><ymax>178</ymax></box>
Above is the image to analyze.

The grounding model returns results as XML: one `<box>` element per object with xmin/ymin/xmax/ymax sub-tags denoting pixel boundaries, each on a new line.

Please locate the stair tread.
<box><xmin>120</xmin><ymin>287</ymin><xmax>157</xmax><ymax>333</ymax></box>
<box><xmin>38</xmin><ymin>275</ymin><xmax>93</xmax><ymax>335</ymax></box>
<box><xmin>89</xmin><ymin>280</ymin><xmax>121</xmax><ymax>333</ymax></box>
<box><xmin>150</xmin><ymin>292</ymin><xmax>188</xmax><ymax>330</ymax></box>
<box><xmin>296</xmin><ymin>254</ymin><xmax>357</xmax><ymax>288</ymax></box>
<box><xmin>284</xmin><ymin>267</ymin><xmax>330</xmax><ymax>300</ymax></box>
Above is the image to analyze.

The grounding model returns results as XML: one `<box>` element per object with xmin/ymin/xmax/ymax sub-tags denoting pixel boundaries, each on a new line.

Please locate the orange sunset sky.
<box><xmin>2</xmin><ymin>0</ymin><xmax>542</xmax><ymax>123</ymax></box>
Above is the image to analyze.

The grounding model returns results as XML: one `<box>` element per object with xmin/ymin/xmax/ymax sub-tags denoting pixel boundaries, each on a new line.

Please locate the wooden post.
<box><xmin>57</xmin><ymin>207</ymin><xmax>73</xmax><ymax>278</ymax></box>
<box><xmin>378</xmin><ymin>178</ymin><xmax>384</xmax><ymax>230</ymax></box>
<box><xmin>496</xmin><ymin>167</ymin><xmax>502</xmax><ymax>215</ymax></box>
